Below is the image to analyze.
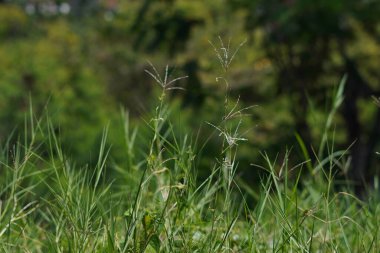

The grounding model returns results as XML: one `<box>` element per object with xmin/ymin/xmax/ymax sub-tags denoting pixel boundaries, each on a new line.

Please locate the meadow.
<box><xmin>1</xmin><ymin>1</ymin><xmax>380</xmax><ymax>252</ymax></box>
<box><xmin>1</xmin><ymin>44</ymin><xmax>379</xmax><ymax>253</ymax></box>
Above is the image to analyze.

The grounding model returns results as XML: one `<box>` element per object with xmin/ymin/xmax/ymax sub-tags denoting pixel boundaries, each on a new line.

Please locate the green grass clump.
<box><xmin>0</xmin><ymin>39</ymin><xmax>379</xmax><ymax>253</ymax></box>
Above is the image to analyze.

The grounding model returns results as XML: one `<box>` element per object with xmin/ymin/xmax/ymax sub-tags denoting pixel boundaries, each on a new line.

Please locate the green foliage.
<box><xmin>0</xmin><ymin>2</ymin><xmax>380</xmax><ymax>250</ymax></box>
<box><xmin>0</xmin><ymin>18</ymin><xmax>117</xmax><ymax>164</ymax></box>
<box><xmin>0</xmin><ymin>5</ymin><xmax>28</xmax><ymax>37</ymax></box>
<box><xmin>0</xmin><ymin>77</ymin><xmax>379</xmax><ymax>252</ymax></box>
<box><xmin>6</xmin><ymin>0</ymin><xmax>380</xmax><ymax>182</ymax></box>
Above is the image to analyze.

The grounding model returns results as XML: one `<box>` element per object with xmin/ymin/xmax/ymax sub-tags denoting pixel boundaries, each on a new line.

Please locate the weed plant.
<box><xmin>0</xmin><ymin>39</ymin><xmax>379</xmax><ymax>252</ymax></box>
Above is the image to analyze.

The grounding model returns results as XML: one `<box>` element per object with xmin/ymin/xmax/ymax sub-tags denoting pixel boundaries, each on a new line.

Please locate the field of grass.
<box><xmin>1</xmin><ymin>44</ymin><xmax>379</xmax><ymax>253</ymax></box>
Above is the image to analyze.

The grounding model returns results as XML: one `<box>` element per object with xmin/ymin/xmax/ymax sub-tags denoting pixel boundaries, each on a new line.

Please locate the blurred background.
<box><xmin>0</xmin><ymin>0</ymin><xmax>379</xmax><ymax>192</ymax></box>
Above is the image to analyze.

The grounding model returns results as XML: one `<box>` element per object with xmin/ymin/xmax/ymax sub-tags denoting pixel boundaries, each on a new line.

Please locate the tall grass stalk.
<box><xmin>208</xmin><ymin>36</ymin><xmax>252</xmax><ymax>251</ymax></box>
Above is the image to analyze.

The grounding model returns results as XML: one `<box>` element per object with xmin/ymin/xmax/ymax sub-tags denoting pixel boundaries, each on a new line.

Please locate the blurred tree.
<box><xmin>94</xmin><ymin>0</ymin><xmax>210</xmax><ymax>113</ymax></box>
<box><xmin>130</xmin><ymin>0</ymin><xmax>204</xmax><ymax>55</ymax></box>
<box><xmin>0</xmin><ymin>18</ymin><xmax>116</xmax><ymax>164</ymax></box>
<box><xmin>0</xmin><ymin>4</ymin><xmax>28</xmax><ymax>37</ymax></box>
<box><xmin>69</xmin><ymin>0</ymin><xmax>99</xmax><ymax>17</ymax></box>
<box><xmin>181</xmin><ymin>59</ymin><xmax>204</xmax><ymax>109</ymax></box>
<box><xmin>1</xmin><ymin>0</ymin><xmax>380</xmax><ymax>192</ymax></box>
<box><xmin>230</xmin><ymin>0</ymin><xmax>380</xmax><ymax>192</ymax></box>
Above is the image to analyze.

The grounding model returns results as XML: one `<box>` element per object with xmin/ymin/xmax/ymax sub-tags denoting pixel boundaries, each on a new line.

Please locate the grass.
<box><xmin>0</xmin><ymin>40</ymin><xmax>379</xmax><ymax>252</ymax></box>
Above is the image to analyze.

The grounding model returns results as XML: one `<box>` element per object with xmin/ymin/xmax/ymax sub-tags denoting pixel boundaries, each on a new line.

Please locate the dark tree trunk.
<box><xmin>181</xmin><ymin>60</ymin><xmax>204</xmax><ymax>109</ymax></box>
<box><xmin>365</xmin><ymin>108</ymin><xmax>380</xmax><ymax>175</ymax></box>
<box><xmin>341</xmin><ymin>49</ymin><xmax>380</xmax><ymax>195</ymax></box>
<box><xmin>132</xmin><ymin>0</ymin><xmax>152</xmax><ymax>50</ymax></box>
<box><xmin>342</xmin><ymin>79</ymin><xmax>365</xmax><ymax>192</ymax></box>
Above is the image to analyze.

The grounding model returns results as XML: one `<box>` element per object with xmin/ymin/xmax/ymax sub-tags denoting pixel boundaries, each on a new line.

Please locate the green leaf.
<box><xmin>149</xmin><ymin>234</ymin><xmax>160</xmax><ymax>253</ymax></box>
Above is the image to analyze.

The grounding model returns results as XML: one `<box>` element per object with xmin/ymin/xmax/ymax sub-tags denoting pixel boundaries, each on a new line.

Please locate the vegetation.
<box><xmin>0</xmin><ymin>37</ymin><xmax>379</xmax><ymax>252</ymax></box>
<box><xmin>1</xmin><ymin>1</ymin><xmax>380</xmax><ymax>252</ymax></box>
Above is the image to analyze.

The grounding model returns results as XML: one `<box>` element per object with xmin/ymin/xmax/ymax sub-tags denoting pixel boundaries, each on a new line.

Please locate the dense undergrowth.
<box><xmin>0</xmin><ymin>41</ymin><xmax>379</xmax><ymax>253</ymax></box>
